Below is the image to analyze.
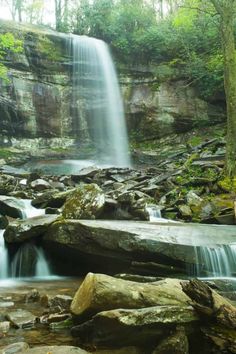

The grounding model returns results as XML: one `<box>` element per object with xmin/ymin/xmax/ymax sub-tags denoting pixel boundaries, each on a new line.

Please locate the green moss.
<box><xmin>36</xmin><ymin>35</ymin><xmax>62</xmax><ymax>62</ymax></box>
<box><xmin>218</xmin><ymin>176</ymin><xmax>236</xmax><ymax>193</ymax></box>
<box><xmin>0</xmin><ymin>149</ymin><xmax>14</xmax><ymax>159</ymax></box>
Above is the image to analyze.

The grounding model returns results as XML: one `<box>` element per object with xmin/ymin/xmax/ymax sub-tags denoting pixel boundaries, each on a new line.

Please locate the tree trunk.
<box><xmin>182</xmin><ymin>279</ymin><xmax>236</xmax><ymax>353</ymax></box>
<box><xmin>212</xmin><ymin>0</ymin><xmax>236</xmax><ymax>177</ymax></box>
<box><xmin>70</xmin><ymin>273</ymin><xmax>191</xmax><ymax>321</ymax></box>
<box><xmin>181</xmin><ymin>279</ymin><xmax>236</xmax><ymax>328</ymax></box>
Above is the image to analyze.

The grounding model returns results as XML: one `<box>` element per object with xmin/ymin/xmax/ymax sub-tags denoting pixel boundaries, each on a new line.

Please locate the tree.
<box><xmin>210</xmin><ymin>0</ymin><xmax>236</xmax><ymax>177</ymax></box>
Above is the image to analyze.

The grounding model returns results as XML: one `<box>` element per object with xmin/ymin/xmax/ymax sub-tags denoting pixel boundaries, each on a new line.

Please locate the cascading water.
<box><xmin>70</xmin><ymin>34</ymin><xmax>130</xmax><ymax>167</ymax></box>
<box><xmin>194</xmin><ymin>244</ymin><xmax>236</xmax><ymax>278</ymax></box>
<box><xmin>0</xmin><ymin>229</ymin><xmax>8</xmax><ymax>279</ymax></box>
<box><xmin>0</xmin><ymin>199</ymin><xmax>51</xmax><ymax>279</ymax></box>
<box><xmin>146</xmin><ymin>204</ymin><xmax>162</xmax><ymax>222</ymax></box>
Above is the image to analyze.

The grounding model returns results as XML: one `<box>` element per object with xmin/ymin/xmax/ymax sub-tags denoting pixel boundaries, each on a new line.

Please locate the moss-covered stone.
<box><xmin>62</xmin><ymin>183</ymin><xmax>105</xmax><ymax>219</ymax></box>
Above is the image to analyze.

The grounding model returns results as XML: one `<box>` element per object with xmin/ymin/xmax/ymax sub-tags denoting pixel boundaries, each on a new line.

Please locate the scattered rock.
<box><xmin>49</xmin><ymin>294</ymin><xmax>73</xmax><ymax>311</ymax></box>
<box><xmin>7</xmin><ymin>309</ymin><xmax>35</xmax><ymax>328</ymax></box>
<box><xmin>0</xmin><ymin>321</ymin><xmax>10</xmax><ymax>334</ymax></box>
<box><xmin>0</xmin><ymin>342</ymin><xmax>29</xmax><ymax>353</ymax></box>
<box><xmin>30</xmin><ymin>179</ymin><xmax>52</xmax><ymax>191</ymax></box>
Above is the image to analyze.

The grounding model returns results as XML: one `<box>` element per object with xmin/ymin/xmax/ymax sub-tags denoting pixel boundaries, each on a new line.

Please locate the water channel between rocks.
<box><xmin>0</xmin><ymin>278</ymin><xmax>82</xmax><ymax>349</ymax></box>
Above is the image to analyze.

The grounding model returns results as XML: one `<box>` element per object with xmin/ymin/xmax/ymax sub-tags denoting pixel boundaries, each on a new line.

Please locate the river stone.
<box><xmin>0</xmin><ymin>196</ymin><xmax>25</xmax><ymax>219</ymax></box>
<box><xmin>32</xmin><ymin>189</ymin><xmax>75</xmax><ymax>208</ymax></box>
<box><xmin>49</xmin><ymin>294</ymin><xmax>73</xmax><ymax>310</ymax></box>
<box><xmin>0</xmin><ymin>321</ymin><xmax>10</xmax><ymax>333</ymax></box>
<box><xmin>30</xmin><ymin>179</ymin><xmax>52</xmax><ymax>191</ymax></box>
<box><xmin>0</xmin><ymin>342</ymin><xmax>29</xmax><ymax>354</ymax></box>
<box><xmin>62</xmin><ymin>183</ymin><xmax>105</xmax><ymax>219</ymax></box>
<box><xmin>24</xmin><ymin>346</ymin><xmax>88</xmax><ymax>354</ymax></box>
<box><xmin>7</xmin><ymin>309</ymin><xmax>35</xmax><ymax>328</ymax></box>
<box><xmin>4</xmin><ymin>214</ymin><xmax>58</xmax><ymax>243</ymax></box>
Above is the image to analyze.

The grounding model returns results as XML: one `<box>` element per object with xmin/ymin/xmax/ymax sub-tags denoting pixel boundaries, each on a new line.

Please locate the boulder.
<box><xmin>70</xmin><ymin>273</ymin><xmax>191</xmax><ymax>320</ymax></box>
<box><xmin>62</xmin><ymin>183</ymin><xmax>105</xmax><ymax>219</ymax></box>
<box><xmin>0</xmin><ymin>196</ymin><xmax>26</xmax><ymax>219</ymax></box>
<box><xmin>43</xmin><ymin>219</ymin><xmax>236</xmax><ymax>275</ymax></box>
<box><xmin>4</xmin><ymin>214</ymin><xmax>58</xmax><ymax>243</ymax></box>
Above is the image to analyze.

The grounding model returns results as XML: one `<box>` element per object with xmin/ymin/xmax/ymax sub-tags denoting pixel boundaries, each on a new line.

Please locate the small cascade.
<box><xmin>70</xmin><ymin>34</ymin><xmax>130</xmax><ymax>167</ymax></box>
<box><xmin>1</xmin><ymin>199</ymin><xmax>51</xmax><ymax>279</ymax></box>
<box><xmin>21</xmin><ymin>199</ymin><xmax>45</xmax><ymax>218</ymax></box>
<box><xmin>0</xmin><ymin>229</ymin><xmax>8</xmax><ymax>279</ymax></box>
<box><xmin>146</xmin><ymin>204</ymin><xmax>162</xmax><ymax>221</ymax></box>
<box><xmin>35</xmin><ymin>247</ymin><xmax>51</xmax><ymax>277</ymax></box>
<box><xmin>11</xmin><ymin>243</ymin><xmax>50</xmax><ymax>278</ymax></box>
<box><xmin>194</xmin><ymin>244</ymin><xmax>236</xmax><ymax>277</ymax></box>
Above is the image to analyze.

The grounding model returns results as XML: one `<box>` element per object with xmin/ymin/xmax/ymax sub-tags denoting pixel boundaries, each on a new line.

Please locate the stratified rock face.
<box><xmin>121</xmin><ymin>76</ymin><xmax>225</xmax><ymax>140</ymax></box>
<box><xmin>0</xmin><ymin>20</ymin><xmax>71</xmax><ymax>147</ymax></box>
<box><xmin>0</xmin><ymin>19</ymin><xmax>226</xmax><ymax>149</ymax></box>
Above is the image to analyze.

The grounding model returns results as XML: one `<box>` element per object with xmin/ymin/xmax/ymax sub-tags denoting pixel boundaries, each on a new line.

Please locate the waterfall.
<box><xmin>194</xmin><ymin>245</ymin><xmax>236</xmax><ymax>277</ymax></box>
<box><xmin>0</xmin><ymin>229</ymin><xmax>8</xmax><ymax>279</ymax></box>
<box><xmin>11</xmin><ymin>243</ymin><xmax>50</xmax><ymax>278</ymax></box>
<box><xmin>35</xmin><ymin>247</ymin><xmax>51</xmax><ymax>277</ymax></box>
<box><xmin>70</xmin><ymin>34</ymin><xmax>130</xmax><ymax>167</ymax></box>
<box><xmin>146</xmin><ymin>204</ymin><xmax>162</xmax><ymax>221</ymax></box>
<box><xmin>1</xmin><ymin>199</ymin><xmax>51</xmax><ymax>279</ymax></box>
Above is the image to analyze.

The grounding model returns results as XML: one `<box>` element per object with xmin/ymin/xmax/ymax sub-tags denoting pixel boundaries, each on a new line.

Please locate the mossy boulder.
<box><xmin>62</xmin><ymin>183</ymin><xmax>105</xmax><ymax>219</ymax></box>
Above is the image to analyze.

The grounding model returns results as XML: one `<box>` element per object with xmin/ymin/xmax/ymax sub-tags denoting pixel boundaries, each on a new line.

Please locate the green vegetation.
<box><xmin>0</xmin><ymin>148</ymin><xmax>15</xmax><ymax>159</ymax></box>
<box><xmin>0</xmin><ymin>32</ymin><xmax>23</xmax><ymax>81</ymax></box>
<box><xmin>36</xmin><ymin>35</ymin><xmax>62</xmax><ymax>61</ymax></box>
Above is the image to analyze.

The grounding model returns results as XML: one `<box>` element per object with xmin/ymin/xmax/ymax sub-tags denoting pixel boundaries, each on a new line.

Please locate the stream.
<box><xmin>0</xmin><ymin>278</ymin><xmax>82</xmax><ymax>349</ymax></box>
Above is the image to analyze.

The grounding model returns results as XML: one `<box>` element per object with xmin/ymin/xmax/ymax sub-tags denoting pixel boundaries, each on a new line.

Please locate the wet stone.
<box><xmin>0</xmin><ymin>321</ymin><xmax>10</xmax><ymax>333</ymax></box>
<box><xmin>0</xmin><ymin>342</ymin><xmax>29</xmax><ymax>353</ymax></box>
<box><xmin>7</xmin><ymin>309</ymin><xmax>35</xmax><ymax>328</ymax></box>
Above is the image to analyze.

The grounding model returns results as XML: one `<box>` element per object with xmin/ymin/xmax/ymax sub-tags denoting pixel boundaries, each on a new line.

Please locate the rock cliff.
<box><xmin>0</xmin><ymin>19</ymin><xmax>225</xmax><ymax>150</ymax></box>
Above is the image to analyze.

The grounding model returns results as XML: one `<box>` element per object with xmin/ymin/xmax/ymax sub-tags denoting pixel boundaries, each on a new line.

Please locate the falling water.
<box><xmin>11</xmin><ymin>243</ymin><xmax>50</xmax><ymax>278</ymax></box>
<box><xmin>1</xmin><ymin>199</ymin><xmax>51</xmax><ymax>279</ymax></box>
<box><xmin>0</xmin><ymin>229</ymin><xmax>8</xmax><ymax>279</ymax></box>
<box><xmin>70</xmin><ymin>34</ymin><xmax>130</xmax><ymax>167</ymax></box>
<box><xmin>194</xmin><ymin>244</ymin><xmax>236</xmax><ymax>277</ymax></box>
<box><xmin>146</xmin><ymin>204</ymin><xmax>162</xmax><ymax>221</ymax></box>
<box><xmin>35</xmin><ymin>247</ymin><xmax>51</xmax><ymax>277</ymax></box>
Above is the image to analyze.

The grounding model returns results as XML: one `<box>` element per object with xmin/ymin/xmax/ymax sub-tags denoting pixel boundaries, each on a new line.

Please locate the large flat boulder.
<box><xmin>43</xmin><ymin>219</ymin><xmax>236</xmax><ymax>274</ymax></box>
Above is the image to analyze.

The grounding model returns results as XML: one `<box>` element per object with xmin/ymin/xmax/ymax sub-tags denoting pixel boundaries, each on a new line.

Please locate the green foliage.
<box><xmin>0</xmin><ymin>32</ymin><xmax>23</xmax><ymax>82</ymax></box>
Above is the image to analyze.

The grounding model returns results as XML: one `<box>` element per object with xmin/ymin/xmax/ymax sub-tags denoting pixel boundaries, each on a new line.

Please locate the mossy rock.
<box><xmin>218</xmin><ymin>177</ymin><xmax>236</xmax><ymax>193</ymax></box>
<box><xmin>62</xmin><ymin>183</ymin><xmax>105</xmax><ymax>219</ymax></box>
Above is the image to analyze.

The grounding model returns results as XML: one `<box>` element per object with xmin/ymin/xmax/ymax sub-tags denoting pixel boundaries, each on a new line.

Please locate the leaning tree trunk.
<box><xmin>212</xmin><ymin>0</ymin><xmax>236</xmax><ymax>177</ymax></box>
